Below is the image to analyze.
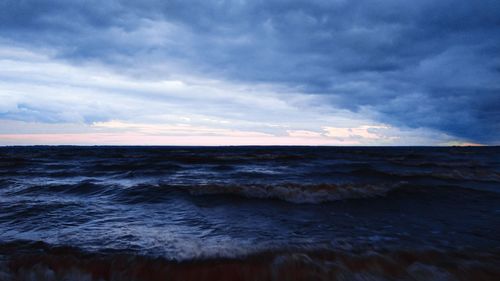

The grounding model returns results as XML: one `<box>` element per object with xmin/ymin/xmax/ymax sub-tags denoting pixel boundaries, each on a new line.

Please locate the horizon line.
<box><xmin>0</xmin><ymin>144</ymin><xmax>494</xmax><ymax>148</ymax></box>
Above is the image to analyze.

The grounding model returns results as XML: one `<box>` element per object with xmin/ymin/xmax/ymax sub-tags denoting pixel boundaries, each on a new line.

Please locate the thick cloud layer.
<box><xmin>1</xmin><ymin>0</ymin><xmax>499</xmax><ymax>143</ymax></box>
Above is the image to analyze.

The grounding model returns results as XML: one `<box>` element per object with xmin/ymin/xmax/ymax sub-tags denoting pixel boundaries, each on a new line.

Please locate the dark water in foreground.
<box><xmin>0</xmin><ymin>146</ymin><xmax>499</xmax><ymax>280</ymax></box>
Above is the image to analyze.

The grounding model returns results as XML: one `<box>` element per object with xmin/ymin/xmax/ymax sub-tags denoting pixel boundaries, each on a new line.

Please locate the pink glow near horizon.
<box><xmin>0</xmin><ymin>133</ymin><xmax>361</xmax><ymax>146</ymax></box>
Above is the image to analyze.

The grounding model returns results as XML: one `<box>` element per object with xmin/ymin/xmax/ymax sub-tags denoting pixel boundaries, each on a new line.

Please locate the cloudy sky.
<box><xmin>1</xmin><ymin>0</ymin><xmax>499</xmax><ymax>145</ymax></box>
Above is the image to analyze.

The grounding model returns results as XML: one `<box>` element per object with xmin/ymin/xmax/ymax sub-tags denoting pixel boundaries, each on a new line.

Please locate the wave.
<box><xmin>342</xmin><ymin>167</ymin><xmax>500</xmax><ymax>184</ymax></box>
<box><xmin>1</xmin><ymin>241</ymin><xmax>499</xmax><ymax>281</ymax></box>
<box><xmin>9</xmin><ymin>178</ymin><xmax>499</xmax><ymax>206</ymax></box>
<box><xmin>8</xmin><ymin>180</ymin><xmax>117</xmax><ymax>197</ymax></box>
<box><xmin>422</xmin><ymin>169</ymin><xmax>500</xmax><ymax>183</ymax></box>
<box><xmin>9</xmin><ymin>180</ymin><xmax>405</xmax><ymax>204</ymax></box>
<box><xmin>184</xmin><ymin>182</ymin><xmax>403</xmax><ymax>204</ymax></box>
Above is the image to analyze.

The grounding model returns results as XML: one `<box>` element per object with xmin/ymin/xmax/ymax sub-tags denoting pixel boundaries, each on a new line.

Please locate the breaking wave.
<box><xmin>7</xmin><ymin>180</ymin><xmax>407</xmax><ymax>204</ymax></box>
<box><xmin>0</xmin><ymin>241</ymin><xmax>499</xmax><ymax>281</ymax></box>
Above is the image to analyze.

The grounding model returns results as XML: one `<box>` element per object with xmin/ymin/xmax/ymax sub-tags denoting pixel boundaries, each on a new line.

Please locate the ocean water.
<box><xmin>0</xmin><ymin>146</ymin><xmax>499</xmax><ymax>280</ymax></box>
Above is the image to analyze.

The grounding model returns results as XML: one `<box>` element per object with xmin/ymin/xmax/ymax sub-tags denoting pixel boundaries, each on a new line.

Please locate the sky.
<box><xmin>0</xmin><ymin>0</ymin><xmax>499</xmax><ymax>146</ymax></box>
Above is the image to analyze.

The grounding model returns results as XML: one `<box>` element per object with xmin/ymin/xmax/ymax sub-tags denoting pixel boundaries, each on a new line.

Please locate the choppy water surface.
<box><xmin>0</xmin><ymin>146</ymin><xmax>499</xmax><ymax>280</ymax></box>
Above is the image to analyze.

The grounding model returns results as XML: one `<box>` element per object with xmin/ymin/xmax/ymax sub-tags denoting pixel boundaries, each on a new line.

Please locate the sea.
<box><xmin>0</xmin><ymin>146</ymin><xmax>499</xmax><ymax>280</ymax></box>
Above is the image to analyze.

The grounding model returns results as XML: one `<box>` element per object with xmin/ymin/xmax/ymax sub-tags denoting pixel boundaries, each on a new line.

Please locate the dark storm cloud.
<box><xmin>1</xmin><ymin>0</ymin><xmax>499</xmax><ymax>143</ymax></box>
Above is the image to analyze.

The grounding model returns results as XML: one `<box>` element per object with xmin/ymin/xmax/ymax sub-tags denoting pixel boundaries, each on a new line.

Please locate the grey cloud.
<box><xmin>1</xmin><ymin>0</ymin><xmax>499</xmax><ymax>143</ymax></box>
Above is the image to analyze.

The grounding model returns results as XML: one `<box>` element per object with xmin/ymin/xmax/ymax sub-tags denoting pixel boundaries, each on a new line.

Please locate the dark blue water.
<box><xmin>0</xmin><ymin>146</ymin><xmax>499</xmax><ymax>280</ymax></box>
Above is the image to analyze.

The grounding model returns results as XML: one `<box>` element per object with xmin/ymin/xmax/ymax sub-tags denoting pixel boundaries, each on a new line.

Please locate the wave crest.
<box><xmin>186</xmin><ymin>183</ymin><xmax>403</xmax><ymax>204</ymax></box>
<box><xmin>1</xmin><ymin>241</ymin><xmax>499</xmax><ymax>281</ymax></box>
